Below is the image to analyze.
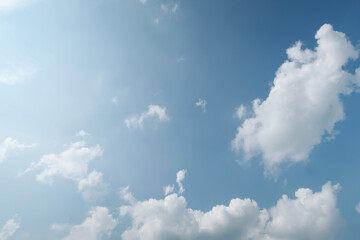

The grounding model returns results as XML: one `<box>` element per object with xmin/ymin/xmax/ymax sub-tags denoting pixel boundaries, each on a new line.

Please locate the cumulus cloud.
<box><xmin>62</xmin><ymin>207</ymin><xmax>117</xmax><ymax>240</ymax></box>
<box><xmin>124</xmin><ymin>105</ymin><xmax>169</xmax><ymax>129</ymax></box>
<box><xmin>176</xmin><ymin>169</ymin><xmax>186</xmax><ymax>195</ymax></box>
<box><xmin>21</xmin><ymin>141</ymin><xmax>106</xmax><ymax>201</ymax></box>
<box><xmin>0</xmin><ymin>137</ymin><xmax>36</xmax><ymax>163</ymax></box>
<box><xmin>235</xmin><ymin>104</ymin><xmax>247</xmax><ymax>120</ymax></box>
<box><xmin>232</xmin><ymin>24</ymin><xmax>360</xmax><ymax>175</ymax></box>
<box><xmin>0</xmin><ymin>67</ymin><xmax>36</xmax><ymax>85</ymax></box>
<box><xmin>120</xmin><ymin>172</ymin><xmax>342</xmax><ymax>240</ymax></box>
<box><xmin>0</xmin><ymin>217</ymin><xmax>20</xmax><ymax>240</ymax></box>
<box><xmin>195</xmin><ymin>99</ymin><xmax>207</xmax><ymax>112</ymax></box>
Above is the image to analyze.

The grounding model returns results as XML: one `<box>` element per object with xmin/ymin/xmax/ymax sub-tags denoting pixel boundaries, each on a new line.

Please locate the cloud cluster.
<box><xmin>120</xmin><ymin>171</ymin><xmax>342</xmax><ymax>240</ymax></box>
<box><xmin>124</xmin><ymin>105</ymin><xmax>169</xmax><ymax>129</ymax></box>
<box><xmin>0</xmin><ymin>137</ymin><xmax>36</xmax><ymax>163</ymax></box>
<box><xmin>0</xmin><ymin>217</ymin><xmax>20</xmax><ymax>240</ymax></box>
<box><xmin>62</xmin><ymin>207</ymin><xmax>117</xmax><ymax>240</ymax></box>
<box><xmin>232</xmin><ymin>24</ymin><xmax>360</xmax><ymax>175</ymax></box>
<box><xmin>22</xmin><ymin>140</ymin><xmax>106</xmax><ymax>201</ymax></box>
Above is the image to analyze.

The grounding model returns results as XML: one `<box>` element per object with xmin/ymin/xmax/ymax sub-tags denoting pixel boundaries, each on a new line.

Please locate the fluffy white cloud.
<box><xmin>0</xmin><ymin>217</ymin><xmax>20</xmax><ymax>240</ymax></box>
<box><xmin>176</xmin><ymin>169</ymin><xmax>186</xmax><ymax>195</ymax></box>
<box><xmin>0</xmin><ymin>137</ymin><xmax>36</xmax><ymax>163</ymax></box>
<box><xmin>22</xmin><ymin>141</ymin><xmax>106</xmax><ymax>201</ymax></box>
<box><xmin>0</xmin><ymin>67</ymin><xmax>36</xmax><ymax>85</ymax></box>
<box><xmin>195</xmin><ymin>99</ymin><xmax>207</xmax><ymax>112</ymax></box>
<box><xmin>120</xmin><ymin>172</ymin><xmax>342</xmax><ymax>240</ymax></box>
<box><xmin>232</xmin><ymin>24</ymin><xmax>360</xmax><ymax>175</ymax></box>
<box><xmin>62</xmin><ymin>207</ymin><xmax>117</xmax><ymax>240</ymax></box>
<box><xmin>124</xmin><ymin>105</ymin><xmax>169</xmax><ymax>129</ymax></box>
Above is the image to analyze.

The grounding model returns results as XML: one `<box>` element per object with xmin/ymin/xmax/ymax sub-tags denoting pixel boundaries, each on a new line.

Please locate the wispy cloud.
<box><xmin>124</xmin><ymin>104</ymin><xmax>169</xmax><ymax>129</ymax></box>
<box><xmin>195</xmin><ymin>99</ymin><xmax>207</xmax><ymax>112</ymax></box>
<box><xmin>0</xmin><ymin>66</ymin><xmax>36</xmax><ymax>85</ymax></box>
<box><xmin>0</xmin><ymin>137</ymin><xmax>36</xmax><ymax>163</ymax></box>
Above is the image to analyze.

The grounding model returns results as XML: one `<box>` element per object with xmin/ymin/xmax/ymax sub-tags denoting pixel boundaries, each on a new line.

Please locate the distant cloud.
<box><xmin>111</xmin><ymin>96</ymin><xmax>118</xmax><ymax>104</ymax></box>
<box><xmin>124</xmin><ymin>104</ymin><xmax>169</xmax><ymax>129</ymax></box>
<box><xmin>139</xmin><ymin>0</ymin><xmax>146</xmax><ymax>4</ymax></box>
<box><xmin>75</xmin><ymin>130</ymin><xmax>90</xmax><ymax>138</ymax></box>
<box><xmin>195</xmin><ymin>99</ymin><xmax>207</xmax><ymax>112</ymax></box>
<box><xmin>0</xmin><ymin>67</ymin><xmax>36</xmax><ymax>85</ymax></box>
<box><xmin>62</xmin><ymin>207</ymin><xmax>117</xmax><ymax>240</ymax></box>
<box><xmin>355</xmin><ymin>202</ymin><xmax>360</xmax><ymax>213</ymax></box>
<box><xmin>0</xmin><ymin>137</ymin><xmax>36</xmax><ymax>163</ymax></box>
<box><xmin>20</xmin><ymin>140</ymin><xmax>106</xmax><ymax>201</ymax></box>
<box><xmin>0</xmin><ymin>217</ymin><xmax>20</xmax><ymax>240</ymax></box>
<box><xmin>177</xmin><ymin>56</ymin><xmax>185</xmax><ymax>62</ymax></box>
<box><xmin>161</xmin><ymin>3</ymin><xmax>178</xmax><ymax>13</ymax></box>
<box><xmin>120</xmin><ymin>171</ymin><xmax>342</xmax><ymax>240</ymax></box>
<box><xmin>232</xmin><ymin>24</ymin><xmax>360</xmax><ymax>176</ymax></box>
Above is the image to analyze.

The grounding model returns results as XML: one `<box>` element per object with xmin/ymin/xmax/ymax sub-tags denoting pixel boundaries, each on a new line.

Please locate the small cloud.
<box><xmin>111</xmin><ymin>96</ymin><xmax>118</xmax><ymax>104</ymax></box>
<box><xmin>75</xmin><ymin>130</ymin><xmax>90</xmax><ymax>138</ymax></box>
<box><xmin>235</xmin><ymin>104</ymin><xmax>247</xmax><ymax>120</ymax></box>
<box><xmin>154</xmin><ymin>18</ymin><xmax>160</xmax><ymax>24</ymax></box>
<box><xmin>124</xmin><ymin>104</ymin><xmax>169</xmax><ymax>129</ymax></box>
<box><xmin>161</xmin><ymin>3</ymin><xmax>179</xmax><ymax>14</ymax></box>
<box><xmin>172</xmin><ymin>3</ymin><xmax>178</xmax><ymax>13</ymax></box>
<box><xmin>355</xmin><ymin>202</ymin><xmax>360</xmax><ymax>213</ymax></box>
<box><xmin>51</xmin><ymin>223</ymin><xmax>72</xmax><ymax>231</ymax></box>
<box><xmin>195</xmin><ymin>99</ymin><xmax>207</xmax><ymax>112</ymax></box>
<box><xmin>163</xmin><ymin>184</ymin><xmax>174</xmax><ymax>196</ymax></box>
<box><xmin>0</xmin><ymin>137</ymin><xmax>36</xmax><ymax>163</ymax></box>
<box><xmin>177</xmin><ymin>56</ymin><xmax>185</xmax><ymax>62</ymax></box>
<box><xmin>0</xmin><ymin>216</ymin><xmax>20</xmax><ymax>240</ymax></box>
<box><xmin>139</xmin><ymin>0</ymin><xmax>146</xmax><ymax>4</ymax></box>
<box><xmin>176</xmin><ymin>169</ymin><xmax>187</xmax><ymax>195</ymax></box>
<box><xmin>0</xmin><ymin>66</ymin><xmax>36</xmax><ymax>85</ymax></box>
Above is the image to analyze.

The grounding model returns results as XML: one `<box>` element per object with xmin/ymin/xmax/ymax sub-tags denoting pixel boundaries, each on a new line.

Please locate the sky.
<box><xmin>0</xmin><ymin>0</ymin><xmax>360</xmax><ymax>239</ymax></box>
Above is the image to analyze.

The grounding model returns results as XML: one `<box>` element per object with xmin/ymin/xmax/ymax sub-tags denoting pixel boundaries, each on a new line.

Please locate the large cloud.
<box><xmin>120</xmin><ymin>171</ymin><xmax>342</xmax><ymax>240</ymax></box>
<box><xmin>232</xmin><ymin>24</ymin><xmax>360</xmax><ymax>175</ymax></box>
<box><xmin>21</xmin><ymin>140</ymin><xmax>106</xmax><ymax>201</ymax></box>
<box><xmin>62</xmin><ymin>207</ymin><xmax>117</xmax><ymax>240</ymax></box>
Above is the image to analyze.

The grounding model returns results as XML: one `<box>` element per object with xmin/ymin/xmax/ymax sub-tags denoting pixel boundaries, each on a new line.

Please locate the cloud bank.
<box><xmin>120</xmin><ymin>171</ymin><xmax>342</xmax><ymax>240</ymax></box>
<box><xmin>232</xmin><ymin>24</ymin><xmax>360</xmax><ymax>175</ymax></box>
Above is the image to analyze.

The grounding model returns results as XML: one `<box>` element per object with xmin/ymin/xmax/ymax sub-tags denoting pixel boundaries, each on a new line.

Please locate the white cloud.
<box><xmin>176</xmin><ymin>169</ymin><xmax>186</xmax><ymax>195</ymax></box>
<box><xmin>232</xmin><ymin>24</ymin><xmax>360</xmax><ymax>175</ymax></box>
<box><xmin>62</xmin><ymin>207</ymin><xmax>117</xmax><ymax>240</ymax></box>
<box><xmin>0</xmin><ymin>137</ymin><xmax>36</xmax><ymax>163</ymax></box>
<box><xmin>139</xmin><ymin>0</ymin><xmax>146</xmax><ymax>4</ymax></box>
<box><xmin>195</xmin><ymin>99</ymin><xmax>207</xmax><ymax>112</ymax></box>
<box><xmin>0</xmin><ymin>217</ymin><xmax>20</xmax><ymax>240</ymax></box>
<box><xmin>21</xmin><ymin>141</ymin><xmax>106</xmax><ymax>201</ymax></box>
<box><xmin>0</xmin><ymin>67</ymin><xmax>36</xmax><ymax>85</ymax></box>
<box><xmin>235</xmin><ymin>104</ymin><xmax>247</xmax><ymax>120</ymax></box>
<box><xmin>163</xmin><ymin>184</ymin><xmax>174</xmax><ymax>196</ymax></box>
<box><xmin>75</xmin><ymin>130</ymin><xmax>89</xmax><ymax>138</ymax></box>
<box><xmin>120</xmin><ymin>172</ymin><xmax>342</xmax><ymax>240</ymax></box>
<box><xmin>111</xmin><ymin>96</ymin><xmax>118</xmax><ymax>104</ymax></box>
<box><xmin>355</xmin><ymin>202</ymin><xmax>360</xmax><ymax>213</ymax></box>
<box><xmin>124</xmin><ymin>104</ymin><xmax>169</xmax><ymax>129</ymax></box>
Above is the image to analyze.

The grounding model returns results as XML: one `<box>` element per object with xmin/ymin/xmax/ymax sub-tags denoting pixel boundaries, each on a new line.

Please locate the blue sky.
<box><xmin>0</xmin><ymin>0</ymin><xmax>360</xmax><ymax>239</ymax></box>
